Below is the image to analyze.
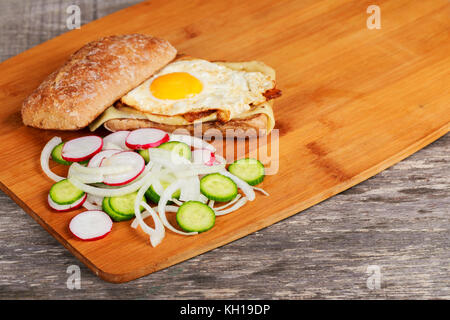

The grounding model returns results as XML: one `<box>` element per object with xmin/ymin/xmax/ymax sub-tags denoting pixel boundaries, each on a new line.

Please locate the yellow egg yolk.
<box><xmin>150</xmin><ymin>72</ymin><xmax>203</xmax><ymax>100</ymax></box>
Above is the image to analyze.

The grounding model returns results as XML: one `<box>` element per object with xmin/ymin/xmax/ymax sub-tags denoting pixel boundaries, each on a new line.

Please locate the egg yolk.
<box><xmin>150</xmin><ymin>72</ymin><xmax>203</xmax><ymax>100</ymax></box>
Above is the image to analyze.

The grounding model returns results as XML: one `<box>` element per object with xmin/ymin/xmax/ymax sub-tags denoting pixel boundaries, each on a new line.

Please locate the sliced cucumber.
<box><xmin>176</xmin><ymin>201</ymin><xmax>215</xmax><ymax>233</ymax></box>
<box><xmin>145</xmin><ymin>179</ymin><xmax>181</xmax><ymax>204</ymax></box>
<box><xmin>49</xmin><ymin>179</ymin><xmax>85</xmax><ymax>205</ymax></box>
<box><xmin>228</xmin><ymin>158</ymin><xmax>265</xmax><ymax>186</ymax></box>
<box><xmin>51</xmin><ymin>143</ymin><xmax>72</xmax><ymax>165</ymax></box>
<box><xmin>200</xmin><ymin>173</ymin><xmax>238</xmax><ymax>202</ymax></box>
<box><xmin>102</xmin><ymin>197</ymin><xmax>125</xmax><ymax>222</ymax></box>
<box><xmin>158</xmin><ymin>141</ymin><xmax>191</xmax><ymax>160</ymax></box>
<box><xmin>102</xmin><ymin>197</ymin><xmax>131</xmax><ymax>222</ymax></box>
<box><xmin>138</xmin><ymin>149</ymin><xmax>149</xmax><ymax>164</ymax></box>
<box><xmin>103</xmin><ymin>192</ymin><xmax>146</xmax><ymax>221</ymax></box>
<box><xmin>137</xmin><ymin>141</ymin><xmax>191</xmax><ymax>164</ymax></box>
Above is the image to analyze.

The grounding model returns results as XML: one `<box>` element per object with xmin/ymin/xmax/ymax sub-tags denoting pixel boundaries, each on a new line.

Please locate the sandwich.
<box><xmin>21</xmin><ymin>34</ymin><xmax>281</xmax><ymax>137</ymax></box>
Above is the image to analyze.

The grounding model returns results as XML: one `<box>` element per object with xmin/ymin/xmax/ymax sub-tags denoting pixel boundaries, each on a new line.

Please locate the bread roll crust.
<box><xmin>21</xmin><ymin>34</ymin><xmax>177</xmax><ymax>130</ymax></box>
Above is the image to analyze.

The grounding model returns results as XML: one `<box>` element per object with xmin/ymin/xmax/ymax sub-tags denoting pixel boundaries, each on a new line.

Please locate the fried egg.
<box><xmin>120</xmin><ymin>59</ymin><xmax>275</xmax><ymax>120</ymax></box>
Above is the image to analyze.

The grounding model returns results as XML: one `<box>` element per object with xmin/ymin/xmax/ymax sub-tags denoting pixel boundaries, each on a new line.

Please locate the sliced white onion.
<box><xmin>253</xmin><ymin>186</ymin><xmax>270</xmax><ymax>196</ymax></box>
<box><xmin>67</xmin><ymin>162</ymin><xmax>154</xmax><ymax>197</ymax></box>
<box><xmin>131</xmin><ymin>205</ymin><xmax>179</xmax><ymax>228</ymax></box>
<box><xmin>137</xmin><ymin>201</ymin><xmax>165</xmax><ymax>247</ymax></box>
<box><xmin>86</xmin><ymin>194</ymin><xmax>104</xmax><ymax>206</ymax></box>
<box><xmin>215</xmin><ymin>196</ymin><xmax>248</xmax><ymax>216</ymax></box>
<box><xmin>132</xmin><ymin>175</ymin><xmax>166</xmax><ymax>247</ymax></box>
<box><xmin>199</xmin><ymin>194</ymin><xmax>209</xmax><ymax>204</ymax></box>
<box><xmin>103</xmin><ymin>131</ymin><xmax>131</xmax><ymax>151</ymax></box>
<box><xmin>208</xmin><ymin>200</ymin><xmax>215</xmax><ymax>208</ymax></box>
<box><xmin>213</xmin><ymin>194</ymin><xmax>242</xmax><ymax>211</ymax></box>
<box><xmin>71</xmin><ymin>162</ymin><xmax>132</xmax><ymax>175</ymax></box>
<box><xmin>158</xmin><ymin>180</ymin><xmax>197</xmax><ymax>236</ymax></box>
<box><xmin>83</xmin><ymin>194</ymin><xmax>103</xmax><ymax>210</ymax></box>
<box><xmin>82</xmin><ymin>200</ymin><xmax>102</xmax><ymax>211</ymax></box>
<box><xmin>179</xmin><ymin>176</ymin><xmax>201</xmax><ymax>201</ymax></box>
<box><xmin>170</xmin><ymin>198</ymin><xmax>184</xmax><ymax>206</ymax></box>
<box><xmin>148</xmin><ymin>148</ymin><xmax>191</xmax><ymax>168</ymax></box>
<box><xmin>69</xmin><ymin>171</ymin><xmax>104</xmax><ymax>184</ymax></box>
<box><xmin>40</xmin><ymin>137</ymin><xmax>65</xmax><ymax>182</ymax></box>
<box><xmin>151</xmin><ymin>179</ymin><xmax>164</xmax><ymax>196</ymax></box>
<box><xmin>173</xmin><ymin>163</ymin><xmax>226</xmax><ymax>178</ymax></box>
<box><xmin>214</xmin><ymin>154</ymin><xmax>227</xmax><ymax>165</ymax></box>
<box><xmin>219</xmin><ymin>170</ymin><xmax>255</xmax><ymax>201</ymax></box>
<box><xmin>170</xmin><ymin>134</ymin><xmax>216</xmax><ymax>152</ymax></box>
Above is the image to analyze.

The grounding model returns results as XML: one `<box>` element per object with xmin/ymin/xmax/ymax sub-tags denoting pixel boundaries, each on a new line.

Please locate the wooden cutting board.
<box><xmin>0</xmin><ymin>0</ymin><xmax>448</xmax><ymax>283</ymax></box>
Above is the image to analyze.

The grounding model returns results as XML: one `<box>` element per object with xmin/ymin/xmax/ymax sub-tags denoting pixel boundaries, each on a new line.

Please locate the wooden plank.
<box><xmin>0</xmin><ymin>0</ymin><xmax>448</xmax><ymax>283</ymax></box>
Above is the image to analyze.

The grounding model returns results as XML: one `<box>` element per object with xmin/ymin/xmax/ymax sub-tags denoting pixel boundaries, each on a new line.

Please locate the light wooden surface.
<box><xmin>0</xmin><ymin>0</ymin><xmax>449</xmax><ymax>296</ymax></box>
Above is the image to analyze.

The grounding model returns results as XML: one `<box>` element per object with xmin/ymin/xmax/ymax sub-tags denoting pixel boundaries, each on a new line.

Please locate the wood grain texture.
<box><xmin>0</xmin><ymin>0</ymin><xmax>449</xmax><ymax>296</ymax></box>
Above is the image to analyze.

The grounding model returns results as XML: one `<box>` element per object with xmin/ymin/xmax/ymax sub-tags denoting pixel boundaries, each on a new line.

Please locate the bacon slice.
<box><xmin>182</xmin><ymin>109</ymin><xmax>217</xmax><ymax>122</ymax></box>
<box><xmin>263</xmin><ymin>88</ymin><xmax>282</xmax><ymax>100</ymax></box>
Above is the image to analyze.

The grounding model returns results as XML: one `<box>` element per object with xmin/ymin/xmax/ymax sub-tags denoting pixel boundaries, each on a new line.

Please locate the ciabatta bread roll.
<box><xmin>21</xmin><ymin>34</ymin><xmax>176</xmax><ymax>130</ymax></box>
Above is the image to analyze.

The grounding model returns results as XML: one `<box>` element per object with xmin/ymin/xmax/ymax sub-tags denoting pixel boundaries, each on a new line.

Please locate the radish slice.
<box><xmin>192</xmin><ymin>149</ymin><xmax>216</xmax><ymax>166</ymax></box>
<box><xmin>62</xmin><ymin>136</ymin><xmax>103</xmax><ymax>162</ymax></box>
<box><xmin>125</xmin><ymin>128</ymin><xmax>169</xmax><ymax>149</ymax></box>
<box><xmin>87</xmin><ymin>149</ymin><xmax>121</xmax><ymax>168</ymax></box>
<box><xmin>103</xmin><ymin>131</ymin><xmax>130</xmax><ymax>151</ymax></box>
<box><xmin>48</xmin><ymin>193</ymin><xmax>87</xmax><ymax>212</ymax></box>
<box><xmin>102</xmin><ymin>151</ymin><xmax>145</xmax><ymax>186</ymax></box>
<box><xmin>69</xmin><ymin>210</ymin><xmax>113</xmax><ymax>241</ymax></box>
<box><xmin>68</xmin><ymin>163</ymin><xmax>154</xmax><ymax>197</ymax></box>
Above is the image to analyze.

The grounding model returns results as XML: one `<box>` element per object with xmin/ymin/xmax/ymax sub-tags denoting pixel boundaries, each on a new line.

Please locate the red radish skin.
<box><xmin>101</xmin><ymin>151</ymin><xmax>146</xmax><ymax>186</ymax></box>
<box><xmin>69</xmin><ymin>210</ymin><xmax>113</xmax><ymax>241</ymax></box>
<box><xmin>206</xmin><ymin>152</ymin><xmax>216</xmax><ymax>166</ymax></box>
<box><xmin>125</xmin><ymin>128</ymin><xmax>169</xmax><ymax>150</ymax></box>
<box><xmin>62</xmin><ymin>135</ymin><xmax>103</xmax><ymax>162</ymax></box>
<box><xmin>48</xmin><ymin>193</ymin><xmax>87</xmax><ymax>212</ymax></box>
<box><xmin>192</xmin><ymin>149</ymin><xmax>216</xmax><ymax>166</ymax></box>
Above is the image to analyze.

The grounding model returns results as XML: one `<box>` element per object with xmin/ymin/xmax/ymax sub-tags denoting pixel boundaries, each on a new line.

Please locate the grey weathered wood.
<box><xmin>0</xmin><ymin>0</ymin><xmax>448</xmax><ymax>299</ymax></box>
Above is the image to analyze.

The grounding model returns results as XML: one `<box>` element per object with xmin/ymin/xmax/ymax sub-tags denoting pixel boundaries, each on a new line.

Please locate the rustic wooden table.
<box><xmin>0</xmin><ymin>0</ymin><xmax>448</xmax><ymax>299</ymax></box>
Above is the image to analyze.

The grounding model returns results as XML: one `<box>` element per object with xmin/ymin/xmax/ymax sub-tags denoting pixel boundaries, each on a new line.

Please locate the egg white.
<box><xmin>120</xmin><ymin>59</ymin><xmax>275</xmax><ymax>119</ymax></box>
